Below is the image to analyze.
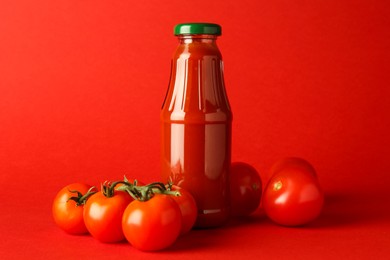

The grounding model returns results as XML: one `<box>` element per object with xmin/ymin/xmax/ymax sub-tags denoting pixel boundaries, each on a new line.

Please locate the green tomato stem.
<box><xmin>67</xmin><ymin>186</ymin><xmax>97</xmax><ymax>206</ymax></box>
<box><xmin>115</xmin><ymin>180</ymin><xmax>181</xmax><ymax>202</ymax></box>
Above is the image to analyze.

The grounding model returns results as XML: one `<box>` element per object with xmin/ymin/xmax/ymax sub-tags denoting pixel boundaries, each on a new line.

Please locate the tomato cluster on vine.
<box><xmin>52</xmin><ymin>177</ymin><xmax>197</xmax><ymax>251</ymax></box>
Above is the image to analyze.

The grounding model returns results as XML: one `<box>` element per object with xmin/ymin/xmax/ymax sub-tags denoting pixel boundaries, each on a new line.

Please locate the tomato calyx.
<box><xmin>100</xmin><ymin>180</ymin><xmax>127</xmax><ymax>198</ymax></box>
<box><xmin>116</xmin><ymin>180</ymin><xmax>180</xmax><ymax>202</ymax></box>
<box><xmin>273</xmin><ymin>181</ymin><xmax>283</xmax><ymax>191</ymax></box>
<box><xmin>67</xmin><ymin>186</ymin><xmax>97</xmax><ymax>206</ymax></box>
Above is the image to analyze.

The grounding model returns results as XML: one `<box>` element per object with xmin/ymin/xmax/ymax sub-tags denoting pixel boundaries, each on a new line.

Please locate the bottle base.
<box><xmin>194</xmin><ymin>208</ymin><xmax>230</xmax><ymax>228</ymax></box>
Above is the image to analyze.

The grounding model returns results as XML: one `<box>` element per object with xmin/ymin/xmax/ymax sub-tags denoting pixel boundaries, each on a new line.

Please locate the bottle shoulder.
<box><xmin>161</xmin><ymin>42</ymin><xmax>231</xmax><ymax>124</ymax></box>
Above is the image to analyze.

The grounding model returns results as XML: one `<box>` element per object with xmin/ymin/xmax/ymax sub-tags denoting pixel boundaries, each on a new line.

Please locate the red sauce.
<box><xmin>161</xmin><ymin>33</ymin><xmax>232</xmax><ymax>228</ymax></box>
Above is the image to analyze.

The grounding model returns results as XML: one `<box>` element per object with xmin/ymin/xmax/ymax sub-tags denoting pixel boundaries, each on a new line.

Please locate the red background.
<box><xmin>1</xmin><ymin>0</ymin><xmax>389</xmax><ymax>259</ymax></box>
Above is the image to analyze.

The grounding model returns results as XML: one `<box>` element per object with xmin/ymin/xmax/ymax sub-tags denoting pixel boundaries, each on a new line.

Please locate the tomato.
<box><xmin>230</xmin><ymin>162</ymin><xmax>262</xmax><ymax>216</ymax></box>
<box><xmin>263</xmin><ymin>161</ymin><xmax>324</xmax><ymax>226</ymax></box>
<box><xmin>83</xmin><ymin>188</ymin><xmax>133</xmax><ymax>243</ymax></box>
<box><xmin>52</xmin><ymin>183</ymin><xmax>94</xmax><ymax>235</ymax></box>
<box><xmin>169</xmin><ymin>185</ymin><xmax>197</xmax><ymax>235</ymax></box>
<box><xmin>270</xmin><ymin>157</ymin><xmax>317</xmax><ymax>177</ymax></box>
<box><xmin>122</xmin><ymin>194</ymin><xmax>182</xmax><ymax>251</ymax></box>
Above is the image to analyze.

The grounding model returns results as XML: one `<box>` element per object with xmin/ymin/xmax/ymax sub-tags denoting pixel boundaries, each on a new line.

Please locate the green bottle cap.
<box><xmin>174</xmin><ymin>23</ymin><xmax>222</xmax><ymax>36</ymax></box>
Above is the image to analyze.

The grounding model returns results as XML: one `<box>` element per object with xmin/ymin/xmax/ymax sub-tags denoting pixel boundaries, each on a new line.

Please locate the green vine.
<box><xmin>115</xmin><ymin>177</ymin><xmax>180</xmax><ymax>202</ymax></box>
<box><xmin>67</xmin><ymin>186</ymin><xmax>97</xmax><ymax>206</ymax></box>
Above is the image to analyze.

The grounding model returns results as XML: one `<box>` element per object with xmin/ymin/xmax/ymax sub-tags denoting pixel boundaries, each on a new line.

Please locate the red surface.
<box><xmin>1</xmin><ymin>0</ymin><xmax>389</xmax><ymax>259</ymax></box>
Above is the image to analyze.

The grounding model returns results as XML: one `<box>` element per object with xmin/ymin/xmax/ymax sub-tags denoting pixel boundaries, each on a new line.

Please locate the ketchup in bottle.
<box><xmin>161</xmin><ymin>23</ymin><xmax>232</xmax><ymax>228</ymax></box>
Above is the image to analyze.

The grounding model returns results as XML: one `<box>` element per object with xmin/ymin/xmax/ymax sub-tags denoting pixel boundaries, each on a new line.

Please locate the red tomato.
<box><xmin>84</xmin><ymin>190</ymin><xmax>133</xmax><ymax>243</ymax></box>
<box><xmin>169</xmin><ymin>185</ymin><xmax>197</xmax><ymax>235</ymax></box>
<box><xmin>270</xmin><ymin>157</ymin><xmax>317</xmax><ymax>177</ymax></box>
<box><xmin>230</xmin><ymin>162</ymin><xmax>262</xmax><ymax>216</ymax></box>
<box><xmin>122</xmin><ymin>194</ymin><xmax>182</xmax><ymax>251</ymax></box>
<box><xmin>263</xmin><ymin>162</ymin><xmax>324</xmax><ymax>226</ymax></box>
<box><xmin>52</xmin><ymin>183</ymin><xmax>93</xmax><ymax>235</ymax></box>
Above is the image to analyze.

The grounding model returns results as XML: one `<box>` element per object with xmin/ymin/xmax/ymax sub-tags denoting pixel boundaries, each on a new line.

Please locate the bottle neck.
<box><xmin>177</xmin><ymin>34</ymin><xmax>218</xmax><ymax>44</ymax></box>
<box><xmin>174</xmin><ymin>34</ymin><xmax>221</xmax><ymax>59</ymax></box>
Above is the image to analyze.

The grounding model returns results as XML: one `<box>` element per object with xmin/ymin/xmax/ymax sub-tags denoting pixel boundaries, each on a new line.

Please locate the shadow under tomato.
<box><xmin>158</xmin><ymin>229</ymin><xmax>222</xmax><ymax>253</ymax></box>
<box><xmin>162</xmin><ymin>210</ymin><xmax>268</xmax><ymax>253</ymax></box>
<box><xmin>225</xmin><ymin>209</ymin><xmax>268</xmax><ymax>228</ymax></box>
<box><xmin>307</xmin><ymin>191</ymin><xmax>389</xmax><ymax>229</ymax></box>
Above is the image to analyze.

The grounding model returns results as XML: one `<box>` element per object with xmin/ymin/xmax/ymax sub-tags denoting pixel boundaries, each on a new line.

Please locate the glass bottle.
<box><xmin>161</xmin><ymin>23</ymin><xmax>232</xmax><ymax>228</ymax></box>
